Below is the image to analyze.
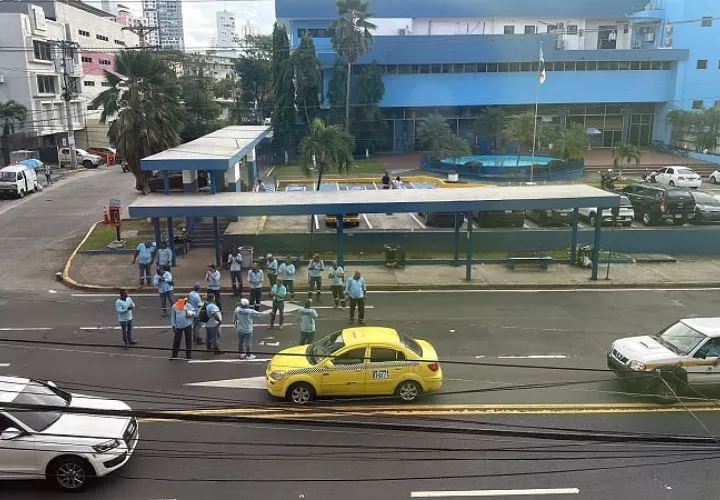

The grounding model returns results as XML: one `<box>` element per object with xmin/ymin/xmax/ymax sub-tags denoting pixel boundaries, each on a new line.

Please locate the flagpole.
<box><xmin>530</xmin><ymin>41</ymin><xmax>543</xmax><ymax>184</ymax></box>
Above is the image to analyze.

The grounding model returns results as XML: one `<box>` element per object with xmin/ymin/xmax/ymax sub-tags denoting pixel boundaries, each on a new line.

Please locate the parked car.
<box><xmin>578</xmin><ymin>195</ymin><xmax>635</xmax><ymax>227</ymax></box>
<box><xmin>418</xmin><ymin>212</ymin><xmax>464</xmax><ymax>227</ymax></box>
<box><xmin>58</xmin><ymin>148</ymin><xmax>103</xmax><ymax>169</ymax></box>
<box><xmin>622</xmin><ymin>183</ymin><xmax>696</xmax><ymax>226</ymax></box>
<box><xmin>689</xmin><ymin>190</ymin><xmax>720</xmax><ymax>223</ymax></box>
<box><xmin>146</xmin><ymin>171</ymin><xmax>209</xmax><ymax>192</ymax></box>
<box><xmin>0</xmin><ymin>376</ymin><xmax>138</xmax><ymax>491</ymax></box>
<box><xmin>87</xmin><ymin>147</ymin><xmax>118</xmax><ymax>166</ymax></box>
<box><xmin>0</xmin><ymin>164</ymin><xmax>40</xmax><ymax>198</ymax></box>
<box><xmin>475</xmin><ymin>210</ymin><xmax>525</xmax><ymax>228</ymax></box>
<box><xmin>526</xmin><ymin>208</ymin><xmax>573</xmax><ymax>226</ymax></box>
<box><xmin>649</xmin><ymin>166</ymin><xmax>702</xmax><ymax>189</ymax></box>
<box><xmin>709</xmin><ymin>169</ymin><xmax>720</xmax><ymax>184</ymax></box>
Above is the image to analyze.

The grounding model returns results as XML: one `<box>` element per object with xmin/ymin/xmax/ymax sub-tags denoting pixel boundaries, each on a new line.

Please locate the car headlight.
<box><xmin>269</xmin><ymin>370</ymin><xmax>287</xmax><ymax>381</ymax></box>
<box><xmin>628</xmin><ymin>360</ymin><xmax>646</xmax><ymax>372</ymax></box>
<box><xmin>93</xmin><ymin>439</ymin><xmax>121</xmax><ymax>453</ymax></box>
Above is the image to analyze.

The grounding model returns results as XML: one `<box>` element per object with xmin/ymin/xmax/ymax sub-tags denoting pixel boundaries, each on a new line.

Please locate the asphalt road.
<box><xmin>3</xmin><ymin>288</ymin><xmax>720</xmax><ymax>498</ymax></box>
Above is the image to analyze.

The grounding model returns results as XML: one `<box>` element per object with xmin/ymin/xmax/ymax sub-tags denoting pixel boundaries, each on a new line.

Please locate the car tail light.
<box><xmin>427</xmin><ymin>362</ymin><xmax>439</xmax><ymax>372</ymax></box>
<box><xmin>660</xmin><ymin>201</ymin><xmax>667</xmax><ymax>212</ymax></box>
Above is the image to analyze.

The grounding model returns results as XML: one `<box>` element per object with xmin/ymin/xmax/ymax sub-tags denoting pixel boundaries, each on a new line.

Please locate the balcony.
<box><xmin>631</xmin><ymin>4</ymin><xmax>665</xmax><ymax>23</ymax></box>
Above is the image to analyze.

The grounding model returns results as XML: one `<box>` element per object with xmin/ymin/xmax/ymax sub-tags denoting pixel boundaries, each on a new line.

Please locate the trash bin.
<box><xmin>239</xmin><ymin>246</ymin><xmax>254</xmax><ymax>268</ymax></box>
<box><xmin>384</xmin><ymin>245</ymin><xmax>406</xmax><ymax>268</ymax></box>
<box><xmin>384</xmin><ymin>245</ymin><xmax>396</xmax><ymax>266</ymax></box>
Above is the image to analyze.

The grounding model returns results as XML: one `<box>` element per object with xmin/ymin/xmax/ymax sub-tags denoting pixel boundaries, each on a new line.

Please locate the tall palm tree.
<box><xmin>474</xmin><ymin>107</ymin><xmax>505</xmax><ymax>151</ymax></box>
<box><xmin>692</xmin><ymin>108</ymin><xmax>720</xmax><ymax>153</ymax></box>
<box><xmin>330</xmin><ymin>0</ymin><xmax>376</xmax><ymax>133</ymax></box>
<box><xmin>90</xmin><ymin>51</ymin><xmax>184</xmax><ymax>193</ymax></box>
<box><xmin>441</xmin><ymin>134</ymin><xmax>472</xmax><ymax>168</ymax></box>
<box><xmin>613</xmin><ymin>142</ymin><xmax>642</xmax><ymax>177</ymax></box>
<box><xmin>0</xmin><ymin>100</ymin><xmax>27</xmax><ymax>166</ymax></box>
<box><xmin>300</xmin><ymin>118</ymin><xmax>355</xmax><ymax>191</ymax></box>
<box><xmin>666</xmin><ymin>108</ymin><xmax>693</xmax><ymax>149</ymax></box>
<box><xmin>504</xmin><ymin>112</ymin><xmax>537</xmax><ymax>167</ymax></box>
<box><xmin>416</xmin><ymin>113</ymin><xmax>452</xmax><ymax>160</ymax></box>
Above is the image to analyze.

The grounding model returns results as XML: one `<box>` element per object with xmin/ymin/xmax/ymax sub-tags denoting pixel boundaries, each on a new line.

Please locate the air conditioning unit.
<box><xmin>664</xmin><ymin>37</ymin><xmax>672</xmax><ymax>47</ymax></box>
<box><xmin>398</xmin><ymin>28</ymin><xmax>409</xmax><ymax>36</ymax></box>
<box><xmin>645</xmin><ymin>32</ymin><xmax>655</xmax><ymax>42</ymax></box>
<box><xmin>555</xmin><ymin>39</ymin><xmax>565</xmax><ymax>49</ymax></box>
<box><xmin>664</xmin><ymin>24</ymin><xmax>673</xmax><ymax>33</ymax></box>
<box><xmin>633</xmin><ymin>40</ymin><xmax>643</xmax><ymax>49</ymax></box>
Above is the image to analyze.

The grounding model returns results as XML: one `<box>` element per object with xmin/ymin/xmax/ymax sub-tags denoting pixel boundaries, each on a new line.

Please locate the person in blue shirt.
<box><xmin>297</xmin><ymin>299</ymin><xmax>319</xmax><ymax>346</ymax></box>
<box><xmin>132</xmin><ymin>241</ymin><xmax>155</xmax><ymax>286</ymax></box>
<box><xmin>269</xmin><ymin>279</ymin><xmax>288</xmax><ymax>330</ymax></box>
<box><xmin>115</xmin><ymin>289</ymin><xmax>137</xmax><ymax>348</ymax></box>
<box><xmin>233</xmin><ymin>298</ymin><xmax>269</xmax><ymax>359</ymax></box>
<box><xmin>307</xmin><ymin>254</ymin><xmax>324</xmax><ymax>302</ymax></box>
<box><xmin>153</xmin><ymin>266</ymin><xmax>175</xmax><ymax>317</ymax></box>
<box><xmin>265</xmin><ymin>253</ymin><xmax>279</xmax><ymax>288</ymax></box>
<box><xmin>345</xmin><ymin>270</ymin><xmax>367</xmax><ymax>325</ymax></box>
<box><xmin>170</xmin><ymin>297</ymin><xmax>196</xmax><ymax>360</ymax></box>
<box><xmin>227</xmin><ymin>248</ymin><xmax>243</xmax><ymax>296</ymax></box>
<box><xmin>156</xmin><ymin>241</ymin><xmax>173</xmax><ymax>269</ymax></box>
<box><xmin>328</xmin><ymin>261</ymin><xmax>345</xmax><ymax>309</ymax></box>
<box><xmin>188</xmin><ymin>283</ymin><xmax>204</xmax><ymax>345</ymax></box>
<box><xmin>205</xmin><ymin>263</ymin><xmax>222</xmax><ymax>310</ymax></box>
<box><xmin>204</xmin><ymin>293</ymin><xmax>222</xmax><ymax>352</ymax></box>
<box><xmin>278</xmin><ymin>256</ymin><xmax>296</xmax><ymax>301</ymax></box>
<box><xmin>247</xmin><ymin>262</ymin><xmax>264</xmax><ymax>311</ymax></box>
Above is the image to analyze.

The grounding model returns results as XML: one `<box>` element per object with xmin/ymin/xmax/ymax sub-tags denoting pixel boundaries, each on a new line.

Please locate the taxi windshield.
<box><xmin>307</xmin><ymin>331</ymin><xmax>345</xmax><ymax>364</ymax></box>
<box><xmin>0</xmin><ymin>171</ymin><xmax>17</xmax><ymax>182</ymax></box>
<box><xmin>656</xmin><ymin>321</ymin><xmax>707</xmax><ymax>355</ymax></box>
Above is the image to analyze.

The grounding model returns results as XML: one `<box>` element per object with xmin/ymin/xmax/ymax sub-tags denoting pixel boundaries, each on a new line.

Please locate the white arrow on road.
<box><xmin>185</xmin><ymin>376</ymin><xmax>267</xmax><ymax>390</ymax></box>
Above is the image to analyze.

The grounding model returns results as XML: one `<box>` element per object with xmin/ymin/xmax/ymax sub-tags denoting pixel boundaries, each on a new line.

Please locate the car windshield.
<box><xmin>655</xmin><ymin>321</ymin><xmax>708</xmax><ymax>355</ymax></box>
<box><xmin>693</xmin><ymin>192</ymin><xmax>719</xmax><ymax>205</ymax></box>
<box><xmin>0</xmin><ymin>171</ymin><xmax>17</xmax><ymax>182</ymax></box>
<box><xmin>619</xmin><ymin>196</ymin><xmax>632</xmax><ymax>207</ymax></box>
<box><xmin>306</xmin><ymin>331</ymin><xmax>346</xmax><ymax>364</ymax></box>
<box><xmin>398</xmin><ymin>332</ymin><xmax>423</xmax><ymax>356</ymax></box>
<box><xmin>7</xmin><ymin>380</ymin><xmax>71</xmax><ymax>432</ymax></box>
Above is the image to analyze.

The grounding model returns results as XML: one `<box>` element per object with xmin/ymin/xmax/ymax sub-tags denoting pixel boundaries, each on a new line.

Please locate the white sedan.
<box><xmin>709</xmin><ymin>170</ymin><xmax>720</xmax><ymax>184</ymax></box>
<box><xmin>0</xmin><ymin>376</ymin><xmax>138</xmax><ymax>492</ymax></box>
<box><xmin>650</xmin><ymin>166</ymin><xmax>702</xmax><ymax>188</ymax></box>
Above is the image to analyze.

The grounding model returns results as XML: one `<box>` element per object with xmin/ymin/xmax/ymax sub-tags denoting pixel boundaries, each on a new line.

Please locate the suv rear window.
<box><xmin>667</xmin><ymin>189</ymin><xmax>693</xmax><ymax>199</ymax></box>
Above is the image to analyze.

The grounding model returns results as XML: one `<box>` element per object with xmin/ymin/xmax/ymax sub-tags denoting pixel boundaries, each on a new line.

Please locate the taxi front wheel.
<box><xmin>287</xmin><ymin>382</ymin><xmax>315</xmax><ymax>404</ymax></box>
<box><xmin>395</xmin><ymin>380</ymin><xmax>422</xmax><ymax>403</ymax></box>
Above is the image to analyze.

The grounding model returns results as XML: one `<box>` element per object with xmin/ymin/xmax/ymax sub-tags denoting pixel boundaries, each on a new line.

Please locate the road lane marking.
<box><xmin>497</xmin><ymin>355</ymin><xmax>569</xmax><ymax>360</ymax></box>
<box><xmin>185</xmin><ymin>376</ymin><xmax>268</xmax><ymax>389</ymax></box>
<box><xmin>80</xmin><ymin>324</ymin><xmax>294</xmax><ymax>330</ymax></box>
<box><xmin>187</xmin><ymin>359</ymin><xmax>270</xmax><ymax>364</ymax></box>
<box><xmin>0</xmin><ymin>363</ymin><xmax>10</xmax><ymax>368</ymax></box>
<box><xmin>313</xmin><ymin>305</ymin><xmax>375</xmax><ymax>310</ymax></box>
<box><xmin>0</xmin><ymin>327</ymin><xmax>52</xmax><ymax>331</ymax></box>
<box><xmin>314</xmin><ymin>215</ymin><xmax>320</xmax><ymax>230</ymax></box>
<box><xmin>362</xmin><ymin>213</ymin><xmax>373</xmax><ymax>229</ymax></box>
<box><xmin>411</xmin><ymin>488</ymin><xmax>580</xmax><ymax>498</ymax></box>
<box><xmin>409</xmin><ymin>212</ymin><xmax>427</xmax><ymax>229</ymax></box>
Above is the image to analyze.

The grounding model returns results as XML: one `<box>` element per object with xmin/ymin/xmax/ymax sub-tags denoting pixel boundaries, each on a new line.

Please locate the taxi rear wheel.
<box><xmin>395</xmin><ymin>380</ymin><xmax>421</xmax><ymax>403</ymax></box>
<box><xmin>287</xmin><ymin>382</ymin><xmax>315</xmax><ymax>404</ymax></box>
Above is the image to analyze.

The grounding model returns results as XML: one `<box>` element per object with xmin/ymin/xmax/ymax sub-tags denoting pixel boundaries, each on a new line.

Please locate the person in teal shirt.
<box><xmin>278</xmin><ymin>257</ymin><xmax>296</xmax><ymax>301</ymax></box>
<box><xmin>345</xmin><ymin>270</ymin><xmax>367</xmax><ymax>325</ymax></box>
<box><xmin>115</xmin><ymin>289</ymin><xmax>137</xmax><ymax>347</ymax></box>
<box><xmin>266</xmin><ymin>253</ymin><xmax>279</xmax><ymax>287</ymax></box>
<box><xmin>132</xmin><ymin>241</ymin><xmax>155</xmax><ymax>285</ymax></box>
<box><xmin>153</xmin><ymin>267</ymin><xmax>175</xmax><ymax>317</ymax></box>
<box><xmin>328</xmin><ymin>261</ymin><xmax>345</xmax><ymax>309</ymax></box>
<box><xmin>269</xmin><ymin>279</ymin><xmax>288</xmax><ymax>330</ymax></box>
<box><xmin>297</xmin><ymin>299</ymin><xmax>319</xmax><ymax>345</ymax></box>
<box><xmin>247</xmin><ymin>262</ymin><xmax>264</xmax><ymax>310</ymax></box>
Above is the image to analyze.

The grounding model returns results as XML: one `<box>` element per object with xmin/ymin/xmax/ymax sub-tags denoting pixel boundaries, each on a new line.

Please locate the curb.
<box><xmin>62</xmin><ymin>220</ymin><xmax>109</xmax><ymax>292</ymax></box>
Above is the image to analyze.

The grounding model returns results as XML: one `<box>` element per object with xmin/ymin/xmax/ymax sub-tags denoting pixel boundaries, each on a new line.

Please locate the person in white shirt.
<box><xmin>393</xmin><ymin>176</ymin><xmax>404</xmax><ymax>190</ymax></box>
<box><xmin>278</xmin><ymin>256</ymin><xmax>296</xmax><ymax>301</ymax></box>
<box><xmin>328</xmin><ymin>261</ymin><xmax>346</xmax><ymax>309</ymax></box>
<box><xmin>227</xmin><ymin>248</ymin><xmax>243</xmax><ymax>296</ymax></box>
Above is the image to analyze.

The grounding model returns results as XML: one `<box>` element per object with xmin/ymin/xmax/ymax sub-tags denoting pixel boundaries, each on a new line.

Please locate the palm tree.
<box><xmin>0</xmin><ymin>100</ymin><xmax>27</xmax><ymax>166</ymax></box>
<box><xmin>504</xmin><ymin>112</ymin><xmax>537</xmax><ymax>167</ymax></box>
<box><xmin>613</xmin><ymin>142</ymin><xmax>643</xmax><ymax>177</ymax></box>
<box><xmin>692</xmin><ymin>108</ymin><xmax>720</xmax><ymax>153</ymax></box>
<box><xmin>330</xmin><ymin>0</ymin><xmax>376</xmax><ymax>133</ymax></box>
<box><xmin>474</xmin><ymin>107</ymin><xmax>505</xmax><ymax>151</ymax></box>
<box><xmin>416</xmin><ymin>113</ymin><xmax>452</xmax><ymax>160</ymax></box>
<box><xmin>90</xmin><ymin>51</ymin><xmax>184</xmax><ymax>193</ymax></box>
<box><xmin>300</xmin><ymin>118</ymin><xmax>356</xmax><ymax>191</ymax></box>
<box><xmin>441</xmin><ymin>134</ymin><xmax>472</xmax><ymax>168</ymax></box>
<box><xmin>665</xmin><ymin>108</ymin><xmax>693</xmax><ymax>149</ymax></box>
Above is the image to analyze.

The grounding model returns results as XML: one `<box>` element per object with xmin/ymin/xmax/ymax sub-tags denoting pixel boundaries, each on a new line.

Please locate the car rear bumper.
<box><xmin>696</xmin><ymin>211</ymin><xmax>720</xmax><ymax>221</ymax></box>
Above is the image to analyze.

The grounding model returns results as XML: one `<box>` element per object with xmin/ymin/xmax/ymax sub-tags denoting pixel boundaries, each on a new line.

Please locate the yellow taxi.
<box><xmin>324</xmin><ymin>213</ymin><xmax>361</xmax><ymax>227</ymax></box>
<box><xmin>266</xmin><ymin>327</ymin><xmax>443</xmax><ymax>404</ymax></box>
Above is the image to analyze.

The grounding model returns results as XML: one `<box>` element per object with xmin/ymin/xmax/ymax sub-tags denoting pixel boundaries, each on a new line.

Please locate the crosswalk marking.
<box><xmin>185</xmin><ymin>376</ymin><xmax>268</xmax><ymax>389</ymax></box>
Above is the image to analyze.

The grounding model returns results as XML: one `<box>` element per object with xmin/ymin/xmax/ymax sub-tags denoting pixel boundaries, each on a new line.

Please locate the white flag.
<box><xmin>539</xmin><ymin>47</ymin><xmax>546</xmax><ymax>84</ymax></box>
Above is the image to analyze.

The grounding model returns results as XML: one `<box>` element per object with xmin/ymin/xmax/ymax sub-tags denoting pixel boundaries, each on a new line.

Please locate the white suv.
<box><xmin>0</xmin><ymin>376</ymin><xmax>138</xmax><ymax>492</ymax></box>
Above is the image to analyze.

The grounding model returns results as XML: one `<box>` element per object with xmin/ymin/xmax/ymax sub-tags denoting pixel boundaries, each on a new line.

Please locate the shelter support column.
<box><xmin>336</xmin><ymin>216</ymin><xmax>344</xmax><ymax>267</ymax></box>
<box><xmin>213</xmin><ymin>217</ymin><xmax>221</xmax><ymax>268</ymax></box>
<box><xmin>227</xmin><ymin>161</ymin><xmax>242</xmax><ymax>222</ymax></box>
<box><xmin>570</xmin><ymin>208</ymin><xmax>579</xmax><ymax>265</ymax></box>
<box><xmin>591</xmin><ymin>208</ymin><xmax>603</xmax><ymax>281</ymax></box>
<box><xmin>248</xmin><ymin>148</ymin><xmax>257</xmax><ymax>186</ymax></box>
<box><xmin>163</xmin><ymin>171</ymin><xmax>170</xmax><ymax>195</ymax></box>
<box><xmin>182</xmin><ymin>170</ymin><xmax>198</xmax><ymax>233</ymax></box>
<box><xmin>153</xmin><ymin>218</ymin><xmax>161</xmax><ymax>248</ymax></box>
<box><xmin>210</xmin><ymin>172</ymin><xmax>217</xmax><ymax>194</ymax></box>
<box><xmin>167</xmin><ymin>217</ymin><xmax>176</xmax><ymax>267</ymax></box>
<box><xmin>465</xmin><ymin>212</ymin><xmax>473</xmax><ymax>282</ymax></box>
<box><xmin>453</xmin><ymin>213</ymin><xmax>461</xmax><ymax>265</ymax></box>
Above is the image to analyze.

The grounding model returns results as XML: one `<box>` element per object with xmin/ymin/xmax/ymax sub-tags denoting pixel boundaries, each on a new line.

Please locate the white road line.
<box><xmin>409</xmin><ymin>212</ymin><xmax>427</xmax><ymax>229</ymax></box>
<box><xmin>72</xmin><ymin>293</ymin><xmax>157</xmax><ymax>297</ymax></box>
<box><xmin>0</xmin><ymin>363</ymin><xmax>10</xmax><ymax>368</ymax></box>
<box><xmin>313</xmin><ymin>305</ymin><xmax>375</xmax><ymax>310</ymax></box>
<box><xmin>409</xmin><ymin>181</ymin><xmax>417</xmax><ymax>189</ymax></box>
<box><xmin>362</xmin><ymin>213</ymin><xmax>373</xmax><ymax>229</ymax></box>
<box><xmin>187</xmin><ymin>359</ymin><xmax>270</xmax><ymax>365</ymax></box>
<box><xmin>0</xmin><ymin>327</ymin><xmax>52</xmax><ymax>331</ymax></box>
<box><xmin>80</xmin><ymin>324</ymin><xmax>294</xmax><ymax>331</ymax></box>
<box><xmin>185</xmin><ymin>376</ymin><xmax>268</xmax><ymax>389</ymax></box>
<box><xmin>497</xmin><ymin>355</ymin><xmax>569</xmax><ymax>360</ymax></box>
<box><xmin>314</xmin><ymin>215</ymin><xmax>320</xmax><ymax>230</ymax></box>
<box><xmin>372</xmin><ymin>181</ymin><xmax>379</xmax><ymax>190</ymax></box>
<box><xmin>411</xmin><ymin>488</ymin><xmax>580</xmax><ymax>498</ymax></box>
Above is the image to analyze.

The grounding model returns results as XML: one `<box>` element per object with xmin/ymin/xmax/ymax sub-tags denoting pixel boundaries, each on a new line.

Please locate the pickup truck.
<box><xmin>579</xmin><ymin>195</ymin><xmax>635</xmax><ymax>227</ymax></box>
<box><xmin>58</xmin><ymin>148</ymin><xmax>103</xmax><ymax>169</ymax></box>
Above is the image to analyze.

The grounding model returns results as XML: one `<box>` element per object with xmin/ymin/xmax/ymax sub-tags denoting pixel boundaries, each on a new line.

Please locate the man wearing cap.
<box><xmin>188</xmin><ymin>283</ymin><xmax>204</xmax><ymax>344</ymax></box>
<box><xmin>233</xmin><ymin>298</ymin><xmax>269</xmax><ymax>359</ymax></box>
<box><xmin>265</xmin><ymin>253</ymin><xmax>279</xmax><ymax>288</ymax></box>
<box><xmin>205</xmin><ymin>263</ymin><xmax>222</xmax><ymax>310</ymax></box>
<box><xmin>269</xmin><ymin>278</ymin><xmax>288</xmax><ymax>330</ymax></box>
<box><xmin>227</xmin><ymin>247</ymin><xmax>243</xmax><ymax>297</ymax></box>
<box><xmin>247</xmin><ymin>262</ymin><xmax>264</xmax><ymax>311</ymax></box>
<box><xmin>170</xmin><ymin>297</ymin><xmax>196</xmax><ymax>360</ymax></box>
<box><xmin>278</xmin><ymin>256</ymin><xmax>296</xmax><ymax>301</ymax></box>
<box><xmin>307</xmin><ymin>253</ymin><xmax>324</xmax><ymax>302</ymax></box>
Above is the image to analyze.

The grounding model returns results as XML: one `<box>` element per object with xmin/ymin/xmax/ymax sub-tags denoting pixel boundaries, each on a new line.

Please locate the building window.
<box><xmin>297</xmin><ymin>28</ymin><xmax>335</xmax><ymax>38</ymax></box>
<box><xmin>701</xmin><ymin>17</ymin><xmax>713</xmax><ymax>27</ymax></box>
<box><xmin>36</xmin><ymin>75</ymin><xmax>56</xmax><ymax>94</ymax></box>
<box><xmin>101</xmin><ymin>81</ymin><xmax>112</xmax><ymax>87</ymax></box>
<box><xmin>503</xmin><ymin>25</ymin><xmax>515</xmax><ymax>35</ymax></box>
<box><xmin>114</xmin><ymin>39</ymin><xmax>126</xmax><ymax>46</ymax></box>
<box><xmin>83</xmin><ymin>80</ymin><xmax>95</xmax><ymax>87</ymax></box>
<box><xmin>99</xmin><ymin>59</ymin><xmax>112</xmax><ymax>66</ymax></box>
<box><xmin>546</xmin><ymin>24</ymin><xmax>557</xmax><ymax>33</ymax></box>
<box><xmin>33</xmin><ymin>40</ymin><xmax>52</xmax><ymax>61</ymax></box>
<box><xmin>81</xmin><ymin>56</ymin><xmax>92</xmax><ymax>63</ymax></box>
<box><xmin>524</xmin><ymin>25</ymin><xmax>536</xmax><ymax>34</ymax></box>
<box><xmin>697</xmin><ymin>59</ymin><xmax>708</xmax><ymax>69</ymax></box>
<box><xmin>78</xmin><ymin>29</ymin><xmax>90</xmax><ymax>37</ymax></box>
<box><xmin>692</xmin><ymin>100</ymin><xmax>704</xmax><ymax>110</ymax></box>
<box><xmin>567</xmin><ymin>24</ymin><xmax>579</xmax><ymax>35</ymax></box>
<box><xmin>96</xmin><ymin>34</ymin><xmax>109</xmax><ymax>42</ymax></box>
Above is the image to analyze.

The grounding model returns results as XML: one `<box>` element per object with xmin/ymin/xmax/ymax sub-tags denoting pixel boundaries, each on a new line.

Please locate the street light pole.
<box><xmin>58</xmin><ymin>25</ymin><xmax>78</xmax><ymax>169</ymax></box>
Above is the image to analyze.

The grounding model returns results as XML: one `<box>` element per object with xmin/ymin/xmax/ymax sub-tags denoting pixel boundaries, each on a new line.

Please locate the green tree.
<box><xmin>416</xmin><ymin>113</ymin><xmax>452</xmax><ymax>160</ymax></box>
<box><xmin>294</xmin><ymin>30</ymin><xmax>322</xmax><ymax>126</ymax></box>
<box><xmin>692</xmin><ymin>108</ymin><xmax>720</xmax><ymax>153</ymax></box>
<box><xmin>213</xmin><ymin>76</ymin><xmax>237</xmax><ymax>99</ymax></box>
<box><xmin>330</xmin><ymin>0</ymin><xmax>376</xmax><ymax>133</ymax></box>
<box><xmin>474</xmin><ymin>107</ymin><xmax>505</xmax><ymax>151</ymax></box>
<box><xmin>90</xmin><ymin>51</ymin><xmax>183</xmax><ymax>193</ymax></box>
<box><xmin>557</xmin><ymin>123</ymin><xmax>588</xmax><ymax>161</ymax></box>
<box><xmin>613</xmin><ymin>142</ymin><xmax>643</xmax><ymax>177</ymax></box>
<box><xmin>665</xmin><ymin>108</ymin><xmax>694</xmax><ymax>149</ymax></box>
<box><xmin>327</xmin><ymin>57</ymin><xmax>347</xmax><ymax>126</ymax></box>
<box><xmin>271</xmin><ymin>22</ymin><xmax>296</xmax><ymax>153</ymax></box>
<box><xmin>0</xmin><ymin>100</ymin><xmax>27</xmax><ymax>166</ymax></box>
<box><xmin>179</xmin><ymin>61</ymin><xmax>223</xmax><ymax>142</ymax></box>
<box><xmin>234</xmin><ymin>34</ymin><xmax>273</xmax><ymax>123</ymax></box>
<box><xmin>504</xmin><ymin>112</ymin><xmax>537</xmax><ymax>166</ymax></box>
<box><xmin>354</xmin><ymin>61</ymin><xmax>386</xmax><ymax>153</ymax></box>
<box><xmin>299</xmin><ymin>118</ymin><xmax>355</xmax><ymax>190</ymax></box>
<box><xmin>440</xmin><ymin>133</ymin><xmax>472</xmax><ymax>167</ymax></box>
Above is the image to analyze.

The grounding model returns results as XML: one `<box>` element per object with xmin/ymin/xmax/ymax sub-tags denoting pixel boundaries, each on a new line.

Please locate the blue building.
<box><xmin>276</xmin><ymin>0</ymin><xmax>720</xmax><ymax>152</ymax></box>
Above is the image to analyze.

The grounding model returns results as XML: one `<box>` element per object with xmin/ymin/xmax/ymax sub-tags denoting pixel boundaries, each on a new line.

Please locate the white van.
<box><xmin>0</xmin><ymin>164</ymin><xmax>40</xmax><ymax>198</ymax></box>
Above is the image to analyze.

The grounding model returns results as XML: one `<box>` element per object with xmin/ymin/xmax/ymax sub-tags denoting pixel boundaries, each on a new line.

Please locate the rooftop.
<box><xmin>682</xmin><ymin>318</ymin><xmax>720</xmax><ymax>338</ymax></box>
<box><xmin>342</xmin><ymin>327</ymin><xmax>401</xmax><ymax>346</ymax></box>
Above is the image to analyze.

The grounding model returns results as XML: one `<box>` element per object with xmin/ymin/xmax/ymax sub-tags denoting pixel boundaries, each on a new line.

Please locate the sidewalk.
<box><xmin>65</xmin><ymin>246</ymin><xmax>720</xmax><ymax>292</ymax></box>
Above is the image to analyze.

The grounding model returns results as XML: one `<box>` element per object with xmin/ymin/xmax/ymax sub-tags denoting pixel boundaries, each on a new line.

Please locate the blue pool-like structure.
<box><xmin>440</xmin><ymin>155</ymin><xmax>559</xmax><ymax>168</ymax></box>
<box><xmin>282</xmin><ymin>181</ymin><xmax>439</xmax><ymax>192</ymax></box>
<box><xmin>425</xmin><ymin>153</ymin><xmax>584</xmax><ymax>182</ymax></box>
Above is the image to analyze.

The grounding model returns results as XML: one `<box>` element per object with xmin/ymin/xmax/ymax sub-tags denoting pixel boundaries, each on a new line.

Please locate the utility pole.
<box><xmin>122</xmin><ymin>25</ymin><xmax>159</xmax><ymax>49</ymax></box>
<box><xmin>57</xmin><ymin>24</ymin><xmax>78</xmax><ymax>169</ymax></box>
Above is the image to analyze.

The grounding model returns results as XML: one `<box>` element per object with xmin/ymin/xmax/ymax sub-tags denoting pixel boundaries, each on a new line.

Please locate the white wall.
<box><xmin>54</xmin><ymin>2</ymin><xmax>139</xmax><ymax>51</ymax></box>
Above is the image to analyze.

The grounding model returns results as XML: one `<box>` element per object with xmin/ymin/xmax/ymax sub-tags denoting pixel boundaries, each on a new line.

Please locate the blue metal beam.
<box><xmin>213</xmin><ymin>217</ymin><xmax>221</xmax><ymax>267</ymax></box>
<box><xmin>167</xmin><ymin>217</ymin><xmax>176</xmax><ymax>267</ymax></box>
<box><xmin>591</xmin><ymin>208</ymin><xmax>603</xmax><ymax>280</ymax></box>
<box><xmin>163</xmin><ymin>171</ymin><xmax>170</xmax><ymax>195</ymax></box>
<box><xmin>570</xmin><ymin>208</ymin><xmax>579</xmax><ymax>265</ymax></box>
<box><xmin>453</xmin><ymin>213</ymin><xmax>461</xmax><ymax>264</ymax></box>
<box><xmin>336</xmin><ymin>215</ymin><xmax>344</xmax><ymax>267</ymax></box>
<box><xmin>465</xmin><ymin>211</ymin><xmax>473</xmax><ymax>281</ymax></box>
<box><xmin>153</xmin><ymin>218</ymin><xmax>161</xmax><ymax>249</ymax></box>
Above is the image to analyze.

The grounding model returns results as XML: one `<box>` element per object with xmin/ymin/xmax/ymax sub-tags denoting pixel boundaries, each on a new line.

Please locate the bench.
<box><xmin>506</xmin><ymin>251</ymin><xmax>553</xmax><ymax>271</ymax></box>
